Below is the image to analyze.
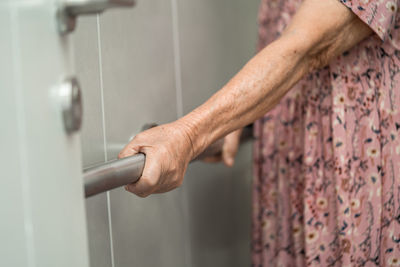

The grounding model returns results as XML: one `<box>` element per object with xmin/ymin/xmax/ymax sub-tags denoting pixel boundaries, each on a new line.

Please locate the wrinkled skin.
<box><xmin>119</xmin><ymin>0</ymin><xmax>372</xmax><ymax>197</ymax></box>
<box><xmin>119</xmin><ymin>122</ymin><xmax>194</xmax><ymax>197</ymax></box>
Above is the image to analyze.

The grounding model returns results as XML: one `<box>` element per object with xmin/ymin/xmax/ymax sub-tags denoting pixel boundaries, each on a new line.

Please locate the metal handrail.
<box><xmin>84</xmin><ymin>126</ymin><xmax>253</xmax><ymax>197</ymax></box>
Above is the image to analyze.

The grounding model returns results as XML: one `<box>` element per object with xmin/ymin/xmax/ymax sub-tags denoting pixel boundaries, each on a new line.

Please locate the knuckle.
<box><xmin>131</xmin><ymin>135</ymin><xmax>145</xmax><ymax>146</ymax></box>
<box><xmin>169</xmin><ymin>164</ymin><xmax>178</xmax><ymax>174</ymax></box>
<box><xmin>172</xmin><ymin>175</ymin><xmax>183</xmax><ymax>188</ymax></box>
<box><xmin>133</xmin><ymin>133</ymin><xmax>144</xmax><ymax>141</ymax></box>
<box><xmin>141</xmin><ymin>176</ymin><xmax>158</xmax><ymax>188</ymax></box>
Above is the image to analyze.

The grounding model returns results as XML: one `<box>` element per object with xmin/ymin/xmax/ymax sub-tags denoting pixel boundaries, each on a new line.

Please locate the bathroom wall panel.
<box><xmin>107</xmin><ymin>188</ymin><xmax>187</xmax><ymax>267</ymax></box>
<box><xmin>177</xmin><ymin>0</ymin><xmax>259</xmax><ymax>266</ymax></box>
<box><xmin>182</xmin><ymin>147</ymin><xmax>253</xmax><ymax>267</ymax></box>
<box><xmin>98</xmin><ymin>1</ymin><xmax>188</xmax><ymax>266</ymax></box>
<box><xmin>0</xmin><ymin>6</ymin><xmax>29</xmax><ymax>266</ymax></box>
<box><xmin>73</xmin><ymin>0</ymin><xmax>259</xmax><ymax>266</ymax></box>
<box><xmin>4</xmin><ymin>1</ymin><xmax>89</xmax><ymax>265</ymax></box>
<box><xmin>177</xmin><ymin>0</ymin><xmax>260</xmax><ymax>112</ymax></box>
<box><xmin>84</xmin><ymin>194</ymin><xmax>113</xmax><ymax>267</ymax></box>
<box><xmin>73</xmin><ymin>17</ymin><xmax>113</xmax><ymax>267</ymax></box>
<box><xmin>99</xmin><ymin>5</ymin><xmax>178</xmax><ymax>157</ymax></box>
<box><xmin>74</xmin><ymin>17</ymin><xmax>105</xmax><ymax>168</ymax></box>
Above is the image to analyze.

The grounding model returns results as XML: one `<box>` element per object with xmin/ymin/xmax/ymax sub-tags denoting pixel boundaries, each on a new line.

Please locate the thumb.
<box><xmin>119</xmin><ymin>142</ymin><xmax>140</xmax><ymax>159</ymax></box>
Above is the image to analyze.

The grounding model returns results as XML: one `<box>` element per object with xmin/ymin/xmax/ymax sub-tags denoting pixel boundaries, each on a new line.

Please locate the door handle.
<box><xmin>84</xmin><ymin>125</ymin><xmax>254</xmax><ymax>197</ymax></box>
<box><xmin>57</xmin><ymin>0</ymin><xmax>136</xmax><ymax>34</ymax></box>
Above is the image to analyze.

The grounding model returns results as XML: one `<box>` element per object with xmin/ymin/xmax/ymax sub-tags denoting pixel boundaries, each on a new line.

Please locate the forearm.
<box><xmin>177</xmin><ymin>0</ymin><xmax>372</xmax><ymax>158</ymax></box>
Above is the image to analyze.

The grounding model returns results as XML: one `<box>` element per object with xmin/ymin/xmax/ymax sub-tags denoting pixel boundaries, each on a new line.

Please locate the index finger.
<box><xmin>119</xmin><ymin>143</ymin><xmax>140</xmax><ymax>159</ymax></box>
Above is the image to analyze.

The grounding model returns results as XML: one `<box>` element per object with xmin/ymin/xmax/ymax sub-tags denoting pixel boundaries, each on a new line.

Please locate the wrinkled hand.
<box><xmin>202</xmin><ymin>129</ymin><xmax>242</xmax><ymax>167</ymax></box>
<box><xmin>118</xmin><ymin>122</ymin><xmax>194</xmax><ymax>197</ymax></box>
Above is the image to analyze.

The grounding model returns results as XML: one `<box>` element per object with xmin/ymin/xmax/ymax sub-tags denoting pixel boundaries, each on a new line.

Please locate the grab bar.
<box><xmin>84</xmin><ymin>125</ymin><xmax>253</xmax><ymax>197</ymax></box>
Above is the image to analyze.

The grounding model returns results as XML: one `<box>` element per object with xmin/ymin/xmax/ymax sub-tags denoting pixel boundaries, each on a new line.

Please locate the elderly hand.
<box><xmin>202</xmin><ymin>129</ymin><xmax>242</xmax><ymax>167</ymax></box>
<box><xmin>118</xmin><ymin>122</ymin><xmax>194</xmax><ymax>197</ymax></box>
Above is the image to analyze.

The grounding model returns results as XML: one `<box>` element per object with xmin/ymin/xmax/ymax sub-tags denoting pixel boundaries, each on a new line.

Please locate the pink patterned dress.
<box><xmin>252</xmin><ymin>1</ymin><xmax>400</xmax><ymax>266</ymax></box>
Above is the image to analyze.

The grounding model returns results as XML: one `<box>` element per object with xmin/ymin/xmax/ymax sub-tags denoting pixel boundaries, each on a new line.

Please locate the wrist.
<box><xmin>175</xmin><ymin>111</ymin><xmax>212</xmax><ymax>160</ymax></box>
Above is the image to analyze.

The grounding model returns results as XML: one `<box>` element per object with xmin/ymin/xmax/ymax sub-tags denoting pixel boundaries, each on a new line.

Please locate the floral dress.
<box><xmin>252</xmin><ymin>1</ymin><xmax>400</xmax><ymax>266</ymax></box>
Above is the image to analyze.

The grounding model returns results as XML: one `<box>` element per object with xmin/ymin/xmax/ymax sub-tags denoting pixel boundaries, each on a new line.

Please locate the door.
<box><xmin>0</xmin><ymin>0</ymin><xmax>89</xmax><ymax>266</ymax></box>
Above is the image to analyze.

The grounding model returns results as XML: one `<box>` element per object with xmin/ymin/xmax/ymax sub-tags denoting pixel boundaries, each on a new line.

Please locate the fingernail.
<box><xmin>227</xmin><ymin>158</ymin><xmax>234</xmax><ymax>166</ymax></box>
<box><xmin>125</xmin><ymin>186</ymin><xmax>129</xmax><ymax>191</ymax></box>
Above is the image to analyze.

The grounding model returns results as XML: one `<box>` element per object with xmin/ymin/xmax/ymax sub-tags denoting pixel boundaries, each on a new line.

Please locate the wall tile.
<box><xmin>98</xmin><ymin>1</ymin><xmax>187</xmax><ymax>266</ymax></box>
<box><xmin>85</xmin><ymin>194</ymin><xmax>113</xmax><ymax>267</ymax></box>
<box><xmin>182</xmin><ymin>146</ymin><xmax>253</xmax><ymax>267</ymax></box>
<box><xmin>73</xmin><ymin>16</ymin><xmax>105</xmax><ymax>168</ymax></box>
<box><xmin>100</xmin><ymin>2</ymin><xmax>178</xmax><ymax>154</ymax></box>
<box><xmin>109</xmin><ymin>188</ymin><xmax>187</xmax><ymax>267</ymax></box>
<box><xmin>73</xmin><ymin>0</ymin><xmax>259</xmax><ymax>266</ymax></box>
<box><xmin>176</xmin><ymin>0</ymin><xmax>259</xmax><ymax>266</ymax></box>
<box><xmin>177</xmin><ymin>0</ymin><xmax>260</xmax><ymax>112</ymax></box>
<box><xmin>73</xmin><ymin>16</ymin><xmax>112</xmax><ymax>267</ymax></box>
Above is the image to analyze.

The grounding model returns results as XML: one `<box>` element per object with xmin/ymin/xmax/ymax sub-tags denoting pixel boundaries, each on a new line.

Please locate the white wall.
<box><xmin>73</xmin><ymin>0</ymin><xmax>259</xmax><ymax>266</ymax></box>
<box><xmin>1</xmin><ymin>1</ymin><xmax>90</xmax><ymax>266</ymax></box>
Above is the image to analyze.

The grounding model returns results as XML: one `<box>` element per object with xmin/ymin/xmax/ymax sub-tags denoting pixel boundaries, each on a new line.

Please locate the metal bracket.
<box><xmin>59</xmin><ymin>77</ymin><xmax>83</xmax><ymax>134</ymax></box>
<box><xmin>57</xmin><ymin>0</ymin><xmax>135</xmax><ymax>34</ymax></box>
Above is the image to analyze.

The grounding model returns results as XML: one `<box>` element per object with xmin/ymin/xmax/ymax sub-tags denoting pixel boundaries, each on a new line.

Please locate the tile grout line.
<box><xmin>96</xmin><ymin>14</ymin><xmax>116</xmax><ymax>267</ymax></box>
<box><xmin>170</xmin><ymin>1</ymin><xmax>193</xmax><ymax>266</ymax></box>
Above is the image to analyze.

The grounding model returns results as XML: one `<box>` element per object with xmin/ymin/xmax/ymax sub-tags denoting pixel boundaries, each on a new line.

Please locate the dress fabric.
<box><xmin>252</xmin><ymin>1</ymin><xmax>400</xmax><ymax>266</ymax></box>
